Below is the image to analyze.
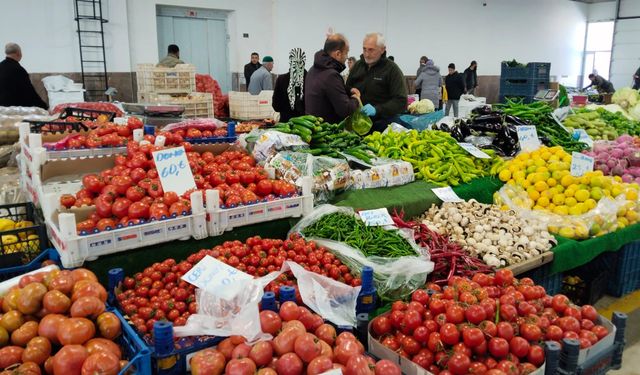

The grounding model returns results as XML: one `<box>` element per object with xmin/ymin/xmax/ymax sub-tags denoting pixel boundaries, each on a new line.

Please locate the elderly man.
<box><xmin>585</xmin><ymin>73</ymin><xmax>615</xmax><ymax>94</ymax></box>
<box><xmin>157</xmin><ymin>44</ymin><xmax>184</xmax><ymax>68</ymax></box>
<box><xmin>248</xmin><ymin>56</ymin><xmax>274</xmax><ymax>95</ymax></box>
<box><xmin>305</xmin><ymin>34</ymin><xmax>361</xmax><ymax>124</ymax></box>
<box><xmin>0</xmin><ymin>43</ymin><xmax>47</xmax><ymax>109</ymax></box>
<box><xmin>347</xmin><ymin>33</ymin><xmax>407</xmax><ymax>132</ymax></box>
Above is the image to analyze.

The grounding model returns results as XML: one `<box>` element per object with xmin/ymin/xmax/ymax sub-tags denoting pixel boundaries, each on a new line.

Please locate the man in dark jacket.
<box><xmin>0</xmin><ymin>43</ymin><xmax>47</xmax><ymax>109</ymax></box>
<box><xmin>464</xmin><ymin>60</ymin><xmax>478</xmax><ymax>95</ymax></box>
<box><xmin>585</xmin><ymin>74</ymin><xmax>615</xmax><ymax>94</ymax></box>
<box><xmin>445</xmin><ymin>63</ymin><xmax>465</xmax><ymax>117</ymax></box>
<box><xmin>305</xmin><ymin>34</ymin><xmax>361</xmax><ymax>124</ymax></box>
<box><xmin>272</xmin><ymin>48</ymin><xmax>307</xmax><ymax>122</ymax></box>
<box><xmin>347</xmin><ymin>33</ymin><xmax>407</xmax><ymax>132</ymax></box>
<box><xmin>244</xmin><ymin>52</ymin><xmax>261</xmax><ymax>91</ymax></box>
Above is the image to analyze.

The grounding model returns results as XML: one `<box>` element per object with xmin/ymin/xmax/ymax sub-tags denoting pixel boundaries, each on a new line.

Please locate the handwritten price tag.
<box><xmin>458</xmin><ymin>142</ymin><xmax>491</xmax><ymax>159</ymax></box>
<box><xmin>182</xmin><ymin>255</ymin><xmax>253</xmax><ymax>294</ymax></box>
<box><xmin>432</xmin><ymin>186</ymin><xmax>463</xmax><ymax>203</ymax></box>
<box><xmin>358</xmin><ymin>208</ymin><xmax>394</xmax><ymax>226</ymax></box>
<box><xmin>570</xmin><ymin>152</ymin><xmax>594</xmax><ymax>177</ymax></box>
<box><xmin>573</xmin><ymin>129</ymin><xmax>594</xmax><ymax>148</ymax></box>
<box><xmin>152</xmin><ymin>146</ymin><xmax>196</xmax><ymax>196</ymax></box>
<box><xmin>516</xmin><ymin>126</ymin><xmax>541</xmax><ymax>152</ymax></box>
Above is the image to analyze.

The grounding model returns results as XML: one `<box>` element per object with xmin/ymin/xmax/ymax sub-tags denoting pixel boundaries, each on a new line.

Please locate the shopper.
<box><xmin>248</xmin><ymin>56</ymin><xmax>274</xmax><ymax>95</ymax></box>
<box><xmin>272</xmin><ymin>48</ymin><xmax>307</xmax><ymax>122</ymax></box>
<box><xmin>0</xmin><ymin>43</ymin><xmax>47</xmax><ymax>109</ymax></box>
<box><xmin>346</xmin><ymin>32</ymin><xmax>408</xmax><ymax>132</ymax></box>
<box><xmin>305</xmin><ymin>34</ymin><xmax>361</xmax><ymax>124</ymax></box>
<box><xmin>244</xmin><ymin>52</ymin><xmax>261</xmax><ymax>91</ymax></box>
<box><xmin>633</xmin><ymin>65</ymin><xmax>640</xmax><ymax>90</ymax></box>
<box><xmin>584</xmin><ymin>74</ymin><xmax>615</xmax><ymax>94</ymax></box>
<box><xmin>342</xmin><ymin>56</ymin><xmax>356</xmax><ymax>82</ymax></box>
<box><xmin>464</xmin><ymin>60</ymin><xmax>478</xmax><ymax>95</ymax></box>
<box><xmin>444</xmin><ymin>63</ymin><xmax>465</xmax><ymax>117</ymax></box>
<box><xmin>415</xmin><ymin>56</ymin><xmax>428</xmax><ymax>96</ymax></box>
<box><xmin>157</xmin><ymin>44</ymin><xmax>184</xmax><ymax>68</ymax></box>
<box><xmin>414</xmin><ymin>60</ymin><xmax>442</xmax><ymax>109</ymax></box>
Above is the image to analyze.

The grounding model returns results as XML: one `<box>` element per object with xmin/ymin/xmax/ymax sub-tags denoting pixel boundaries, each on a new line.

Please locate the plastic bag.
<box><xmin>162</xmin><ymin>118</ymin><xmax>227</xmax><ymax>131</ymax></box>
<box><xmin>289</xmin><ymin>205</ymin><xmax>433</xmax><ymax>300</ymax></box>
<box><xmin>242</xmin><ymin>129</ymin><xmax>309</xmax><ymax>164</ymax></box>
<box><xmin>345</xmin><ymin>106</ymin><xmax>373</xmax><ymax>135</ymax></box>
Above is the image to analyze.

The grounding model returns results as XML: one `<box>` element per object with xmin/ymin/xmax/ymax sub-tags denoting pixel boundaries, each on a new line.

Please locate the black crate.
<box><xmin>59</xmin><ymin>107</ymin><xmax>116</xmax><ymax>122</ymax></box>
<box><xmin>500</xmin><ymin>78</ymin><xmax>550</xmax><ymax>97</ymax></box>
<box><xmin>501</xmin><ymin>62</ymin><xmax>551</xmax><ymax>80</ymax></box>
<box><xmin>25</xmin><ymin>120</ymin><xmax>90</xmax><ymax>134</ymax></box>
<box><xmin>520</xmin><ymin>262</ymin><xmax>562</xmax><ymax>295</ymax></box>
<box><xmin>562</xmin><ymin>252</ymin><xmax>614</xmax><ymax>306</ymax></box>
<box><xmin>0</xmin><ymin>202</ymin><xmax>48</xmax><ymax>268</ymax></box>
<box><xmin>605</xmin><ymin>241</ymin><xmax>640</xmax><ymax>297</ymax></box>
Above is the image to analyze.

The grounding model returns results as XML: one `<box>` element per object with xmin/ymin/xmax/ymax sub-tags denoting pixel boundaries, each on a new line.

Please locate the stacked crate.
<box><xmin>499</xmin><ymin>62</ymin><xmax>551</xmax><ymax>103</ymax></box>
<box><xmin>136</xmin><ymin>64</ymin><xmax>214</xmax><ymax>118</ymax></box>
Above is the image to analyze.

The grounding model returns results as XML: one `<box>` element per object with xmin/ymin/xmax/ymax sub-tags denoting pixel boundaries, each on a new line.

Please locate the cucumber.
<box><xmin>291</xmin><ymin>118</ymin><xmax>316</xmax><ymax>130</ymax></box>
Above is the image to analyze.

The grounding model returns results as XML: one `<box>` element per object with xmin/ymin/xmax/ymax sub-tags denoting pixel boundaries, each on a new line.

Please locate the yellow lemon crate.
<box><xmin>0</xmin><ymin>202</ymin><xmax>48</xmax><ymax>268</ymax></box>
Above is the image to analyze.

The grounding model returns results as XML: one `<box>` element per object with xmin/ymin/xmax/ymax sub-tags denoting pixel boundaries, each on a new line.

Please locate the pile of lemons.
<box><xmin>0</xmin><ymin>218</ymin><xmax>40</xmax><ymax>257</ymax></box>
<box><xmin>495</xmin><ymin>146</ymin><xmax>640</xmax><ymax>239</ymax></box>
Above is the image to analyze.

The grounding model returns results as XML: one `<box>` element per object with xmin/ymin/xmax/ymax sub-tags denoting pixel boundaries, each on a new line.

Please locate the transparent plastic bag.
<box><xmin>290</xmin><ymin>205</ymin><xmax>433</xmax><ymax>300</ymax></box>
<box><xmin>242</xmin><ymin>129</ymin><xmax>309</xmax><ymax>164</ymax></box>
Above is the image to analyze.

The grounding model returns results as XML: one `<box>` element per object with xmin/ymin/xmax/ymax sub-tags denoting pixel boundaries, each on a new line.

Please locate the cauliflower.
<box><xmin>408</xmin><ymin>99</ymin><xmax>435</xmax><ymax>114</ymax></box>
<box><xmin>612</xmin><ymin>87</ymin><xmax>640</xmax><ymax>110</ymax></box>
<box><xmin>629</xmin><ymin>104</ymin><xmax>640</xmax><ymax>121</ymax></box>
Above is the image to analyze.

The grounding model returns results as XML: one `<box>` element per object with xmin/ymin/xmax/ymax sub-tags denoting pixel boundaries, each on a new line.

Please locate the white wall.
<box><xmin>588</xmin><ymin>1</ymin><xmax>616</xmax><ymax>21</ymax></box>
<box><xmin>0</xmin><ymin>0</ymin><xmax>131</xmax><ymax>73</ymax></box>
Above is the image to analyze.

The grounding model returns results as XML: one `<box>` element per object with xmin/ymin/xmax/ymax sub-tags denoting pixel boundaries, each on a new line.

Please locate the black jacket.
<box><xmin>305</xmin><ymin>50</ymin><xmax>359</xmax><ymax>124</ymax></box>
<box><xmin>346</xmin><ymin>52</ymin><xmax>407</xmax><ymax>119</ymax></box>
<box><xmin>0</xmin><ymin>58</ymin><xmax>47</xmax><ymax>109</ymax></box>
<box><xmin>272</xmin><ymin>71</ymin><xmax>307</xmax><ymax>122</ymax></box>
<box><xmin>244</xmin><ymin>62</ymin><xmax>261</xmax><ymax>89</ymax></box>
<box><xmin>464</xmin><ymin>67</ymin><xmax>477</xmax><ymax>90</ymax></box>
<box><xmin>445</xmin><ymin>72</ymin><xmax>466</xmax><ymax>100</ymax></box>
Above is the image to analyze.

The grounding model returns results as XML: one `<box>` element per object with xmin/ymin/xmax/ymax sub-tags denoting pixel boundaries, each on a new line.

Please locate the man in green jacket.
<box><xmin>347</xmin><ymin>33</ymin><xmax>408</xmax><ymax>132</ymax></box>
<box><xmin>157</xmin><ymin>44</ymin><xmax>184</xmax><ymax>68</ymax></box>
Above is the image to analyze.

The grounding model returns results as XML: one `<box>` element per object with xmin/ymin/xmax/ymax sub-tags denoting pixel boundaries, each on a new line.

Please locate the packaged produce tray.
<box><xmin>136</xmin><ymin>63</ymin><xmax>196</xmax><ymax>94</ymax></box>
<box><xmin>229</xmin><ymin>91</ymin><xmax>276</xmax><ymax>120</ymax></box>
<box><xmin>45</xmin><ymin>191</ymin><xmax>207</xmax><ymax>268</ymax></box>
<box><xmin>0</xmin><ymin>202</ymin><xmax>48</xmax><ymax>269</ymax></box>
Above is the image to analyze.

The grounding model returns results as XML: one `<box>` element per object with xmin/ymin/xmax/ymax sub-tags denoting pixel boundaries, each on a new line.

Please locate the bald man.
<box><xmin>0</xmin><ymin>43</ymin><xmax>47</xmax><ymax>109</ymax></box>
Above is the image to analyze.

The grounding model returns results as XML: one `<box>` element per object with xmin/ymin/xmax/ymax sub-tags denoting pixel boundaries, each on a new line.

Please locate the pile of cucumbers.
<box><xmin>272</xmin><ymin>115</ymin><xmax>374</xmax><ymax>163</ymax></box>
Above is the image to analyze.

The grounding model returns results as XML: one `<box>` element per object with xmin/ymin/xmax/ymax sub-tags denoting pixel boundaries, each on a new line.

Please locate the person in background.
<box><xmin>305</xmin><ymin>34</ymin><xmax>360</xmax><ymax>124</ymax></box>
<box><xmin>157</xmin><ymin>44</ymin><xmax>184</xmax><ymax>68</ymax></box>
<box><xmin>347</xmin><ymin>32</ymin><xmax>408</xmax><ymax>132</ymax></box>
<box><xmin>414</xmin><ymin>60</ymin><xmax>441</xmax><ymax>109</ymax></box>
<box><xmin>444</xmin><ymin>63</ymin><xmax>465</xmax><ymax>117</ymax></box>
<box><xmin>585</xmin><ymin>73</ymin><xmax>615</xmax><ymax>94</ymax></box>
<box><xmin>633</xmin><ymin>65</ymin><xmax>640</xmax><ymax>90</ymax></box>
<box><xmin>248</xmin><ymin>56</ymin><xmax>274</xmax><ymax>95</ymax></box>
<box><xmin>244</xmin><ymin>52</ymin><xmax>261</xmax><ymax>90</ymax></box>
<box><xmin>464</xmin><ymin>60</ymin><xmax>478</xmax><ymax>95</ymax></box>
<box><xmin>0</xmin><ymin>43</ymin><xmax>47</xmax><ymax>109</ymax></box>
<box><xmin>388</xmin><ymin>56</ymin><xmax>395</xmax><ymax>62</ymax></box>
<box><xmin>272</xmin><ymin>48</ymin><xmax>307</xmax><ymax>122</ymax></box>
<box><xmin>342</xmin><ymin>56</ymin><xmax>356</xmax><ymax>82</ymax></box>
<box><xmin>415</xmin><ymin>56</ymin><xmax>428</xmax><ymax>97</ymax></box>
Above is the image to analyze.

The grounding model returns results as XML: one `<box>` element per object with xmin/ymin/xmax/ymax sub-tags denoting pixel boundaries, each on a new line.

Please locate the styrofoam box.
<box><xmin>136</xmin><ymin>63</ymin><xmax>196</xmax><ymax>94</ymax></box>
<box><xmin>367</xmin><ymin>314</ymin><xmax>545</xmax><ymax>375</ymax></box>
<box><xmin>47</xmin><ymin>90</ymin><xmax>84</xmax><ymax>109</ymax></box>
<box><xmin>45</xmin><ymin>191</ymin><xmax>207</xmax><ymax>268</ymax></box>
<box><xmin>578</xmin><ymin>315</ymin><xmax>615</xmax><ymax>364</ymax></box>
<box><xmin>229</xmin><ymin>91</ymin><xmax>277</xmax><ymax>120</ymax></box>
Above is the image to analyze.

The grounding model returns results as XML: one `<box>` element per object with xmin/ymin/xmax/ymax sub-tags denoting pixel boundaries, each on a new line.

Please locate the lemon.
<box><xmin>558</xmin><ymin>227</ymin><xmax>576</xmax><ymax>238</ymax></box>
<box><xmin>541</xmin><ymin>151</ymin><xmax>552</xmax><ymax>161</ymax></box>
<box><xmin>565</xmin><ymin>197</ymin><xmax>578</xmax><ymax>207</ymax></box>
<box><xmin>574</xmin><ymin>189</ymin><xmax>590</xmax><ymax>202</ymax></box>
<box><xmin>548</xmin><ymin>203</ymin><xmax>556</xmax><ymax>211</ymax></box>
<box><xmin>612</xmin><ymin>186</ymin><xmax>623</xmax><ymax>197</ymax></box>
<box><xmin>563</xmin><ymin>155</ymin><xmax>572</xmax><ymax>163</ymax></box>
<box><xmin>537</xmin><ymin>196</ymin><xmax>550</xmax><ymax>207</ymax></box>
<box><xmin>569</xmin><ymin>206</ymin><xmax>583</xmax><ymax>216</ymax></box>
<box><xmin>522</xmin><ymin>180</ymin><xmax>532</xmax><ymax>188</ymax></box>
<box><xmin>513</xmin><ymin>171</ymin><xmax>526</xmax><ymax>180</ymax></box>
<box><xmin>547</xmin><ymin>178</ymin><xmax>557</xmax><ymax>187</ymax></box>
<box><xmin>575</xmin><ymin>226</ymin><xmax>590</xmax><ymax>239</ymax></box>
<box><xmin>552</xmin><ymin>194</ymin><xmax>566</xmax><ymax>205</ymax></box>
<box><xmin>537</xmin><ymin>166</ymin><xmax>549</xmax><ymax>174</ymax></box>
<box><xmin>564</xmin><ymin>188</ymin><xmax>575</xmax><ymax>198</ymax></box>
<box><xmin>553</xmin><ymin>205</ymin><xmax>569</xmax><ymax>215</ymax></box>
<box><xmin>626</xmin><ymin>189</ymin><xmax>638</xmax><ymax>201</ymax></box>
<box><xmin>584</xmin><ymin>198</ymin><xmax>597</xmax><ymax>210</ymax></box>
<box><xmin>533</xmin><ymin>205</ymin><xmax>545</xmax><ymax>211</ymax></box>
<box><xmin>533</xmin><ymin>173</ymin><xmax>547</xmax><ymax>183</ymax></box>
<box><xmin>526</xmin><ymin>173</ymin><xmax>536</xmax><ymax>182</ymax></box>
<box><xmin>552</xmin><ymin>170</ymin><xmax>565</xmax><ymax>180</ymax></box>
<box><xmin>626</xmin><ymin>210</ymin><xmax>638</xmax><ymax>222</ymax></box>
<box><xmin>528</xmin><ymin>189</ymin><xmax>541</xmax><ymax>201</ymax></box>
<box><xmin>499</xmin><ymin>169</ymin><xmax>512</xmax><ymax>182</ymax></box>
<box><xmin>591</xmin><ymin>187</ymin><xmax>603</xmax><ymax>201</ymax></box>
<box><xmin>534</xmin><ymin>159</ymin><xmax>546</xmax><ymax>167</ymax></box>
<box><xmin>555</xmin><ymin>185</ymin><xmax>565</xmax><ymax>193</ymax></box>
<box><xmin>561</xmin><ymin>175</ymin><xmax>574</xmax><ymax>187</ymax></box>
<box><xmin>614</xmin><ymin>176</ymin><xmax>622</xmax><ymax>182</ymax></box>
<box><xmin>534</xmin><ymin>181</ymin><xmax>548</xmax><ymax>192</ymax></box>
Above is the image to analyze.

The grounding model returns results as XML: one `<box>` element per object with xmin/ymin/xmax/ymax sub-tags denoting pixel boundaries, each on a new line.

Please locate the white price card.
<box><xmin>182</xmin><ymin>255</ymin><xmax>253</xmax><ymax>293</ymax></box>
<box><xmin>573</xmin><ymin>129</ymin><xmax>594</xmax><ymax>148</ymax></box>
<box><xmin>457</xmin><ymin>142</ymin><xmax>491</xmax><ymax>159</ymax></box>
<box><xmin>516</xmin><ymin>126</ymin><xmax>541</xmax><ymax>152</ymax></box>
<box><xmin>570</xmin><ymin>152</ymin><xmax>594</xmax><ymax>177</ymax></box>
<box><xmin>432</xmin><ymin>186</ymin><xmax>463</xmax><ymax>203</ymax></box>
<box><xmin>151</xmin><ymin>146</ymin><xmax>196</xmax><ymax>196</ymax></box>
<box><xmin>358</xmin><ymin>208</ymin><xmax>394</xmax><ymax>226</ymax></box>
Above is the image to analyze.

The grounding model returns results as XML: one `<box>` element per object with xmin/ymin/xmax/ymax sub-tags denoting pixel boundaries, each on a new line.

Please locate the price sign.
<box><xmin>152</xmin><ymin>146</ymin><xmax>196</xmax><ymax>196</ymax></box>
<box><xmin>516</xmin><ymin>126</ymin><xmax>541</xmax><ymax>152</ymax></box>
<box><xmin>358</xmin><ymin>208</ymin><xmax>394</xmax><ymax>226</ymax></box>
<box><xmin>457</xmin><ymin>142</ymin><xmax>491</xmax><ymax>159</ymax></box>
<box><xmin>182</xmin><ymin>255</ymin><xmax>252</xmax><ymax>293</ymax></box>
<box><xmin>573</xmin><ymin>129</ymin><xmax>594</xmax><ymax>148</ymax></box>
<box><xmin>570</xmin><ymin>152</ymin><xmax>594</xmax><ymax>177</ymax></box>
<box><xmin>432</xmin><ymin>186</ymin><xmax>463</xmax><ymax>203</ymax></box>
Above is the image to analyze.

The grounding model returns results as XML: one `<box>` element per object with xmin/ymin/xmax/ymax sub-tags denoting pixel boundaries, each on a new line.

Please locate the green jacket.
<box><xmin>157</xmin><ymin>54</ymin><xmax>184</xmax><ymax>68</ymax></box>
<box><xmin>346</xmin><ymin>54</ymin><xmax>408</xmax><ymax>118</ymax></box>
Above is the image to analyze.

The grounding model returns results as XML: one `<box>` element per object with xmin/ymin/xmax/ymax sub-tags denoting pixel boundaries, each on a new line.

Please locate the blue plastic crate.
<box><xmin>606</xmin><ymin>241</ymin><xmax>640</xmax><ymax>297</ymax></box>
<box><xmin>501</xmin><ymin>62</ymin><xmax>551</xmax><ymax>80</ymax></box>
<box><xmin>520</xmin><ymin>262</ymin><xmax>562</xmax><ymax>295</ymax></box>
<box><xmin>499</xmin><ymin>94</ymin><xmax>535</xmax><ymax>104</ymax></box>
<box><xmin>500</xmin><ymin>78</ymin><xmax>550</xmax><ymax>97</ymax></box>
<box><xmin>111</xmin><ymin>307</ymin><xmax>153</xmax><ymax>375</ymax></box>
<box><xmin>398</xmin><ymin>109</ymin><xmax>445</xmax><ymax>131</ymax></box>
<box><xmin>0</xmin><ymin>248</ymin><xmax>59</xmax><ymax>282</ymax></box>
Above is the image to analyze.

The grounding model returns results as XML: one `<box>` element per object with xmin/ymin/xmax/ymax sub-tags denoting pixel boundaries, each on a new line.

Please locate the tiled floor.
<box><xmin>596</xmin><ymin>293</ymin><xmax>640</xmax><ymax>374</ymax></box>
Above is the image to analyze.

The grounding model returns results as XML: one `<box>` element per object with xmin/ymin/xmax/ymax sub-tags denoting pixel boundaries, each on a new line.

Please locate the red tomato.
<box><xmin>489</xmin><ymin>337</ymin><xmax>510</xmax><ymax>358</ymax></box>
<box><xmin>494</xmin><ymin>269</ymin><xmax>514</xmax><ymax>287</ymax></box>
<box><xmin>128</xmin><ymin>201</ymin><xmax>150</xmax><ymax>219</ymax></box>
<box><xmin>53</xmin><ymin>345</ymin><xmax>88</xmax><ymax>375</ymax></box>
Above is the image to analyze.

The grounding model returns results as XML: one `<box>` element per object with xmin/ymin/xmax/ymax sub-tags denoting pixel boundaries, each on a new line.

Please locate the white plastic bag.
<box><xmin>42</xmin><ymin>75</ymin><xmax>74</xmax><ymax>92</ymax></box>
<box><xmin>243</xmin><ymin>129</ymin><xmax>309</xmax><ymax>164</ymax></box>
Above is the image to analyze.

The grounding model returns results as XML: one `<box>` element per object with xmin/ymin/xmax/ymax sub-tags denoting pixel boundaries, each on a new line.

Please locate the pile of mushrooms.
<box><xmin>419</xmin><ymin>200</ymin><xmax>557</xmax><ymax>267</ymax></box>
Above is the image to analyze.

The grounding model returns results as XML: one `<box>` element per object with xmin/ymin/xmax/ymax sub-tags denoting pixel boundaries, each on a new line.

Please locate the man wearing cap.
<box><xmin>248</xmin><ymin>56</ymin><xmax>274</xmax><ymax>95</ymax></box>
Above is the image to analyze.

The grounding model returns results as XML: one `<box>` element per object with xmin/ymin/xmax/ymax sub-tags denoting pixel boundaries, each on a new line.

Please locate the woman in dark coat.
<box><xmin>272</xmin><ymin>48</ymin><xmax>307</xmax><ymax>122</ymax></box>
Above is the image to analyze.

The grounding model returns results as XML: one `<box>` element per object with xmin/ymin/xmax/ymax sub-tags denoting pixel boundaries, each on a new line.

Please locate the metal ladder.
<box><xmin>74</xmin><ymin>0</ymin><xmax>109</xmax><ymax>102</ymax></box>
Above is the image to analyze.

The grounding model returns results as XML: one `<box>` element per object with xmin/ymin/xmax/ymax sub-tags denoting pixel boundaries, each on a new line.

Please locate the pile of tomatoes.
<box><xmin>369</xmin><ymin>270</ymin><xmax>610</xmax><ymax>375</ymax></box>
<box><xmin>189</xmin><ymin>301</ymin><xmax>402</xmax><ymax>375</ymax></box>
<box><xmin>171</xmin><ymin>127</ymin><xmax>229</xmax><ymax>140</ymax></box>
<box><xmin>60</xmin><ymin>140</ymin><xmax>298</xmax><ymax>234</ymax></box>
<box><xmin>0</xmin><ymin>268</ymin><xmax>127</xmax><ymax>375</ymax></box>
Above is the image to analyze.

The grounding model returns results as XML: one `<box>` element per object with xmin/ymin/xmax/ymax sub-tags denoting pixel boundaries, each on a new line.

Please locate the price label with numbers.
<box><xmin>358</xmin><ymin>208</ymin><xmax>394</xmax><ymax>226</ymax></box>
<box><xmin>432</xmin><ymin>186</ymin><xmax>463</xmax><ymax>202</ymax></box>
<box><xmin>152</xmin><ymin>146</ymin><xmax>196</xmax><ymax>196</ymax></box>
<box><xmin>181</xmin><ymin>255</ymin><xmax>252</xmax><ymax>294</ymax></box>
<box><xmin>457</xmin><ymin>142</ymin><xmax>491</xmax><ymax>159</ymax></box>
<box><xmin>570</xmin><ymin>152</ymin><xmax>594</xmax><ymax>177</ymax></box>
<box><xmin>516</xmin><ymin>126</ymin><xmax>541</xmax><ymax>152</ymax></box>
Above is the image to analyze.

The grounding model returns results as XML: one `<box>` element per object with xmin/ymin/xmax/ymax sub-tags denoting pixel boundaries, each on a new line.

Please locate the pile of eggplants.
<box><xmin>432</xmin><ymin>106</ymin><xmax>521</xmax><ymax>157</ymax></box>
